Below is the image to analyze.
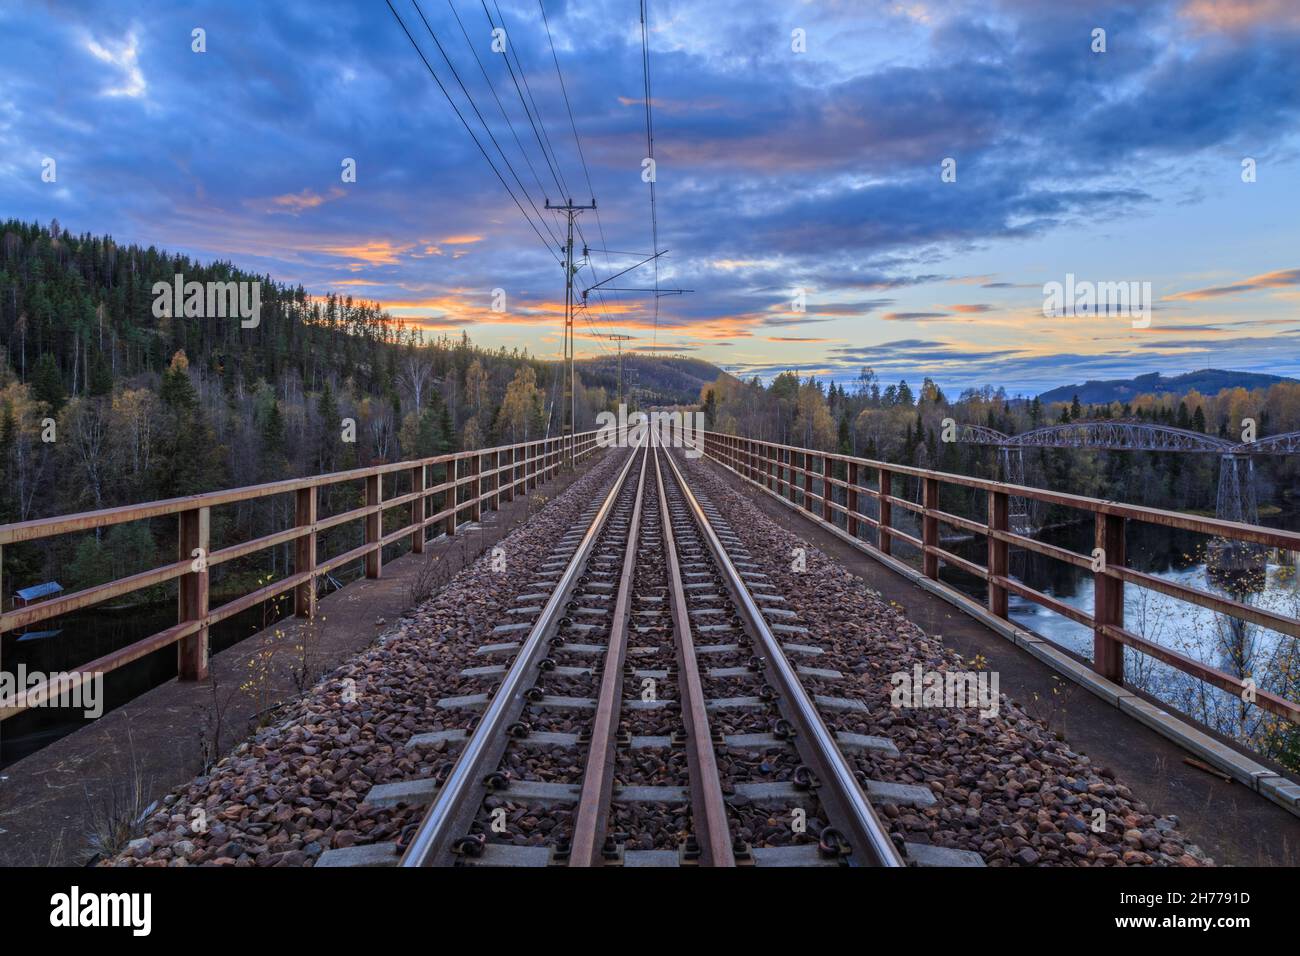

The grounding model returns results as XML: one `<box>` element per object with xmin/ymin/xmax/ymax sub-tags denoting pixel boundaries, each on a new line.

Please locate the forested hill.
<box><xmin>0</xmin><ymin>219</ymin><xmax>652</xmax><ymax>538</ymax></box>
<box><xmin>576</xmin><ymin>353</ymin><xmax>723</xmax><ymax>405</ymax></box>
<box><xmin>1038</xmin><ymin>370</ymin><xmax>1295</xmax><ymax>405</ymax></box>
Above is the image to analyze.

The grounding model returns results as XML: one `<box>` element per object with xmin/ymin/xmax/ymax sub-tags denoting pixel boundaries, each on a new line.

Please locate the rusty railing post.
<box><xmin>987</xmin><ymin>490</ymin><xmax>1008</xmax><ymax>618</ymax></box>
<box><xmin>445</xmin><ymin>459</ymin><xmax>459</xmax><ymax>538</ymax></box>
<box><xmin>799</xmin><ymin>451</ymin><xmax>808</xmax><ymax>509</ymax></box>
<box><xmin>365</xmin><ymin>472</ymin><xmax>383</xmax><ymax>577</ymax></box>
<box><xmin>493</xmin><ymin>450</ymin><xmax>502</xmax><ymax>511</ymax></box>
<box><xmin>821</xmin><ymin>454</ymin><xmax>832</xmax><ymax>523</ymax></box>
<box><xmin>879</xmin><ymin>467</ymin><xmax>892</xmax><ymax>556</ymax></box>
<box><xmin>791</xmin><ymin>450</ymin><xmax>800</xmax><ymax>506</ymax></box>
<box><xmin>847</xmin><ymin>461</ymin><xmax>860</xmax><ymax>538</ymax></box>
<box><xmin>178</xmin><ymin>506</ymin><xmax>210</xmax><ymax>680</ymax></box>
<box><xmin>923</xmin><ymin>476</ymin><xmax>940</xmax><ymax>578</ymax></box>
<box><xmin>1094</xmin><ymin>511</ymin><xmax>1125</xmax><ymax>683</ymax></box>
<box><xmin>471</xmin><ymin>453</ymin><xmax>483</xmax><ymax>523</ymax></box>
<box><xmin>295</xmin><ymin>488</ymin><xmax>317</xmax><ymax>618</ymax></box>
<box><xmin>410</xmin><ymin>465</ymin><xmax>425</xmax><ymax>554</ymax></box>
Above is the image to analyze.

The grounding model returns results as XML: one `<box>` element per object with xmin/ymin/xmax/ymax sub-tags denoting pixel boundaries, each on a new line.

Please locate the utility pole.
<box><xmin>604</xmin><ymin>333</ymin><xmax>634</xmax><ymax>407</ymax></box>
<box><xmin>546</xmin><ymin>198</ymin><xmax>596</xmax><ymax>468</ymax></box>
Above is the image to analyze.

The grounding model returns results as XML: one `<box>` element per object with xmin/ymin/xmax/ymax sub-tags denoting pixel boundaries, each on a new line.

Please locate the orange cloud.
<box><xmin>1165</xmin><ymin>267</ymin><xmax>1300</xmax><ymax>301</ymax></box>
<box><xmin>317</xmin><ymin>239</ymin><xmax>416</xmax><ymax>266</ymax></box>
<box><xmin>262</xmin><ymin>187</ymin><xmax>346</xmax><ymax>215</ymax></box>
<box><xmin>1181</xmin><ymin>0</ymin><xmax>1300</xmax><ymax>30</ymax></box>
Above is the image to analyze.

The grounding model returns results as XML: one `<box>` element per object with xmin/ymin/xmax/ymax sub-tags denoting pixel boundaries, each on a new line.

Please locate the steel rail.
<box><xmin>568</xmin><ymin>444</ymin><xmax>649</xmax><ymax>866</ymax></box>
<box><xmin>652</xmin><ymin>439</ymin><xmax>736</xmax><ymax>866</ymax></box>
<box><xmin>660</xmin><ymin>447</ymin><xmax>904</xmax><ymax>867</ymax></box>
<box><xmin>400</xmin><ymin>438</ymin><xmax>644</xmax><ymax>867</ymax></box>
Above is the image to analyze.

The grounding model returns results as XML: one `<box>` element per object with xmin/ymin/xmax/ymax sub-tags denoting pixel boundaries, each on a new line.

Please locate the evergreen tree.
<box><xmin>703</xmin><ymin>388</ymin><xmax>718</xmax><ymax>428</ymax></box>
<box><xmin>88</xmin><ymin>352</ymin><xmax>113</xmax><ymax>397</ymax></box>
<box><xmin>32</xmin><ymin>353</ymin><xmax>66</xmax><ymax>411</ymax></box>
<box><xmin>1192</xmin><ymin>405</ymin><xmax>1206</xmax><ymax>433</ymax></box>
<box><xmin>160</xmin><ymin>351</ymin><xmax>198</xmax><ymax>411</ymax></box>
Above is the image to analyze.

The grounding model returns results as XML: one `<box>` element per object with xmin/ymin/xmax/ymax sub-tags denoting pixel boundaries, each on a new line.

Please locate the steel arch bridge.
<box><xmin>953</xmin><ymin>419</ymin><xmax>1300</xmax><ymax>533</ymax></box>
<box><xmin>955</xmin><ymin>419</ymin><xmax>1300</xmax><ymax>455</ymax></box>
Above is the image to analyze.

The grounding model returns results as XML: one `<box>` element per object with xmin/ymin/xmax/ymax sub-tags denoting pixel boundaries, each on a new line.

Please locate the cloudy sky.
<box><xmin>3</xmin><ymin>0</ymin><xmax>1299</xmax><ymax>396</ymax></box>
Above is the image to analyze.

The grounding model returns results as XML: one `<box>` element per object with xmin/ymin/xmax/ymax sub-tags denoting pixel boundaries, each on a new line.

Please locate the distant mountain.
<box><xmin>577</xmin><ymin>353</ymin><xmax>723</xmax><ymax>405</ymax></box>
<box><xmin>1038</xmin><ymin>369</ymin><xmax>1296</xmax><ymax>405</ymax></box>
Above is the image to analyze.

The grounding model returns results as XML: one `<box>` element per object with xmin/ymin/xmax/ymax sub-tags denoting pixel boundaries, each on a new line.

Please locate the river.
<box><xmin>1</xmin><ymin>596</ymin><xmax>283</xmax><ymax>767</ymax></box>
<box><xmin>922</xmin><ymin>506</ymin><xmax>1300</xmax><ymax>742</ymax></box>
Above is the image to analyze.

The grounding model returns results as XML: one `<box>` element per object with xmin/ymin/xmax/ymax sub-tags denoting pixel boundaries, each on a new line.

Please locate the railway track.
<box><xmin>320</xmin><ymin>433</ymin><xmax>914</xmax><ymax>867</ymax></box>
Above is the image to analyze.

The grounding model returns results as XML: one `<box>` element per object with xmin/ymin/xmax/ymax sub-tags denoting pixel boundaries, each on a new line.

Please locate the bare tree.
<box><xmin>398</xmin><ymin>354</ymin><xmax>434</xmax><ymax>411</ymax></box>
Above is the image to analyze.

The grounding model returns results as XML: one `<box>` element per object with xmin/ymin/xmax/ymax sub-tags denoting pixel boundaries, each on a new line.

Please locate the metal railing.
<box><xmin>698</xmin><ymin>430</ymin><xmax>1300</xmax><ymax>724</ymax></box>
<box><xmin>0</xmin><ymin>431</ymin><xmax>601</xmax><ymax>720</ymax></box>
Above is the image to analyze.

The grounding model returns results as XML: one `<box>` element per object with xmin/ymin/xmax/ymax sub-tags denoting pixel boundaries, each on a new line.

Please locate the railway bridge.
<box><xmin>1</xmin><ymin>428</ymin><xmax>1299</xmax><ymax>868</ymax></box>
<box><xmin>952</xmin><ymin>419</ymin><xmax>1300</xmax><ymax>537</ymax></box>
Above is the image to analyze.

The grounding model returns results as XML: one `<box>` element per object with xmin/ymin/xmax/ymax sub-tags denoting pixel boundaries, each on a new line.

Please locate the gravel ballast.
<box><xmin>108</xmin><ymin>442</ymin><xmax>1213</xmax><ymax>867</ymax></box>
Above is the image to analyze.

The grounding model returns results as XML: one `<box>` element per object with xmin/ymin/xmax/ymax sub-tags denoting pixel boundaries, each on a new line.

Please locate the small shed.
<box><xmin>14</xmin><ymin>581</ymin><xmax>64</xmax><ymax>607</ymax></box>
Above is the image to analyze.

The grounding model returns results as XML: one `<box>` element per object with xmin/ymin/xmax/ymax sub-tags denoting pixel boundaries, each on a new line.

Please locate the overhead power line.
<box><xmin>483</xmin><ymin>0</ymin><xmax>570</xmax><ymax>200</ymax></box>
<box><xmin>410</xmin><ymin>0</ymin><xmax>563</xmax><ymax>251</ymax></box>
<box><xmin>539</xmin><ymin>0</ymin><xmax>626</xmax><ymax>334</ymax></box>
<box><xmin>445</xmin><ymin>0</ymin><xmax>557</xmax><ymax>240</ymax></box>
<box><xmin>385</xmin><ymin>0</ymin><xmax>561</xmax><ymax>264</ymax></box>
<box><xmin>638</xmin><ymin>0</ymin><xmax>661</xmax><ymax>347</ymax></box>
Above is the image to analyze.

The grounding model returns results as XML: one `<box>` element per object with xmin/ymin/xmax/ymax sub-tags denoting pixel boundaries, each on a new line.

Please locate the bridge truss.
<box><xmin>956</xmin><ymin>419</ymin><xmax>1300</xmax><ymax>534</ymax></box>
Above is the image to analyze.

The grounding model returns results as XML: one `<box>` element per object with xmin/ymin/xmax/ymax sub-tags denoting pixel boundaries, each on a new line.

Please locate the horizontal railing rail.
<box><xmin>696</xmin><ymin>430</ymin><xmax>1300</xmax><ymax>725</ymax></box>
<box><xmin>0</xmin><ymin>430</ymin><xmax>601</xmax><ymax>719</ymax></box>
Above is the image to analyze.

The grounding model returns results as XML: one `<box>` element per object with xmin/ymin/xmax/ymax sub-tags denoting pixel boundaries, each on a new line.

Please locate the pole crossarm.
<box><xmin>588</xmin><ymin>287</ymin><xmax>692</xmax><ymax>295</ymax></box>
<box><xmin>580</xmin><ymin>249</ymin><xmax>667</xmax><ymax>297</ymax></box>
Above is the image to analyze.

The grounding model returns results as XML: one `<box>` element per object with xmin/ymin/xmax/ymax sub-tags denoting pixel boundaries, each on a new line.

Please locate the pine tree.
<box><xmin>160</xmin><ymin>351</ymin><xmax>197</xmax><ymax>410</ymax></box>
<box><xmin>89</xmin><ymin>351</ymin><xmax>114</xmax><ymax>397</ymax></box>
<box><xmin>703</xmin><ymin>388</ymin><xmax>718</xmax><ymax>428</ymax></box>
<box><xmin>316</xmin><ymin>383</ymin><xmax>340</xmax><ymax>471</ymax></box>
<box><xmin>32</xmin><ymin>353</ymin><xmax>66</xmax><ymax>411</ymax></box>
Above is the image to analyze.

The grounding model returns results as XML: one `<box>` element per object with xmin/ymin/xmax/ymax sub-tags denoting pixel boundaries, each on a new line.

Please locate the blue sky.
<box><xmin>2</xmin><ymin>0</ymin><xmax>1299</xmax><ymax>396</ymax></box>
